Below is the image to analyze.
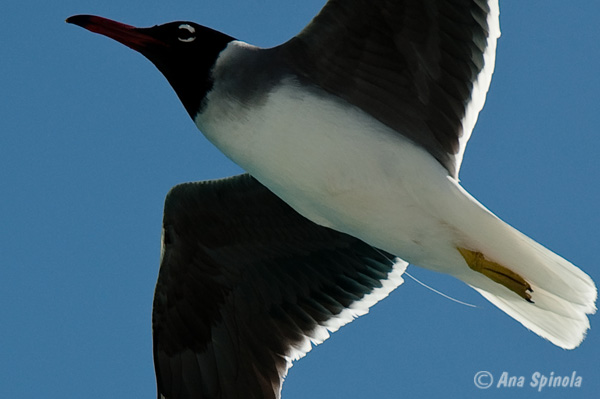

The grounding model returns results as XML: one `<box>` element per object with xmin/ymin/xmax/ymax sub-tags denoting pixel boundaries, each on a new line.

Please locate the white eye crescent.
<box><xmin>178</xmin><ymin>24</ymin><xmax>196</xmax><ymax>42</ymax></box>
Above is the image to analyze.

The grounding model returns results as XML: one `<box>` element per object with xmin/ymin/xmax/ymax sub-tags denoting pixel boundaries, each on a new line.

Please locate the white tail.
<box><xmin>452</xmin><ymin>194</ymin><xmax>597</xmax><ymax>349</ymax></box>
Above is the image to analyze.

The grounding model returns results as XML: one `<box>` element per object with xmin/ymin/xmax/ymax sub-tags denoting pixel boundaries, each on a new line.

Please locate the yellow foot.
<box><xmin>457</xmin><ymin>247</ymin><xmax>533</xmax><ymax>303</ymax></box>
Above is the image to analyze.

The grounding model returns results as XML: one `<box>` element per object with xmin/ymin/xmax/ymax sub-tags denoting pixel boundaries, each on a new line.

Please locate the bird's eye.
<box><xmin>178</xmin><ymin>24</ymin><xmax>196</xmax><ymax>43</ymax></box>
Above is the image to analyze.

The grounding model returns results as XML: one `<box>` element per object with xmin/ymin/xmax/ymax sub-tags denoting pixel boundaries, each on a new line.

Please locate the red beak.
<box><xmin>66</xmin><ymin>15</ymin><xmax>164</xmax><ymax>52</ymax></box>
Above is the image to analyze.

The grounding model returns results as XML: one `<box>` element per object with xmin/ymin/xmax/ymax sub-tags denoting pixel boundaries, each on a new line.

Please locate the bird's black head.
<box><xmin>67</xmin><ymin>15</ymin><xmax>235</xmax><ymax>119</ymax></box>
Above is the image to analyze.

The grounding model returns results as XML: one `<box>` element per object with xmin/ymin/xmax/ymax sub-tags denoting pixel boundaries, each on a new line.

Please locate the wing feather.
<box><xmin>152</xmin><ymin>174</ymin><xmax>407</xmax><ymax>399</ymax></box>
<box><xmin>280</xmin><ymin>0</ymin><xmax>500</xmax><ymax>177</ymax></box>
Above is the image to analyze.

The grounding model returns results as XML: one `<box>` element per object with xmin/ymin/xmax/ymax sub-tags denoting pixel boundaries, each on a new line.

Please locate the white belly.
<box><xmin>194</xmin><ymin>70</ymin><xmax>596</xmax><ymax>353</ymax></box>
<box><xmin>195</xmin><ymin>79</ymin><xmax>476</xmax><ymax>272</ymax></box>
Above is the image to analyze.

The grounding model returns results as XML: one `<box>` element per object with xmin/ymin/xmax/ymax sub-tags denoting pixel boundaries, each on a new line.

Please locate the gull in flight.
<box><xmin>67</xmin><ymin>1</ymin><xmax>596</xmax><ymax>398</ymax></box>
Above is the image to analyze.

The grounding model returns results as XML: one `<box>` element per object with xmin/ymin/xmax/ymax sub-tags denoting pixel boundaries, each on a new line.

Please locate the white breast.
<box><xmin>197</xmin><ymin>75</ymin><xmax>478</xmax><ymax>271</ymax></box>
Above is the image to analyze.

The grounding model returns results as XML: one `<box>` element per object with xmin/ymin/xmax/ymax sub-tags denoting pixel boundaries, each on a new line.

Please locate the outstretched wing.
<box><xmin>280</xmin><ymin>0</ymin><xmax>500</xmax><ymax>177</ymax></box>
<box><xmin>152</xmin><ymin>174</ymin><xmax>407</xmax><ymax>399</ymax></box>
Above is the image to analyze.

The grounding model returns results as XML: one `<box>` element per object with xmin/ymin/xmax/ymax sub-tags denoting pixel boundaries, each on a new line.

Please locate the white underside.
<box><xmin>196</xmin><ymin>72</ymin><xmax>596</xmax><ymax>350</ymax></box>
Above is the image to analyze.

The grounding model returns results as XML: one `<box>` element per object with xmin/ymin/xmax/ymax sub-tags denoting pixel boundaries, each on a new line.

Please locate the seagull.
<box><xmin>67</xmin><ymin>1</ymin><xmax>597</xmax><ymax>398</ymax></box>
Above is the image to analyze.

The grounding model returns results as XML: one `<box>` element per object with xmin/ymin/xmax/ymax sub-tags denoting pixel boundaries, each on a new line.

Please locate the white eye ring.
<box><xmin>178</xmin><ymin>24</ymin><xmax>196</xmax><ymax>42</ymax></box>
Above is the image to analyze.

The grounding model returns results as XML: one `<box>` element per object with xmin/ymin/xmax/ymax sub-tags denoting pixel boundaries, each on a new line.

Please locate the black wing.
<box><xmin>279</xmin><ymin>0</ymin><xmax>500</xmax><ymax>177</ymax></box>
<box><xmin>152</xmin><ymin>174</ymin><xmax>407</xmax><ymax>399</ymax></box>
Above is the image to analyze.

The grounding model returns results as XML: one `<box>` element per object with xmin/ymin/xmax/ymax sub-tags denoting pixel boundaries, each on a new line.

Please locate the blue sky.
<box><xmin>2</xmin><ymin>1</ymin><xmax>599</xmax><ymax>398</ymax></box>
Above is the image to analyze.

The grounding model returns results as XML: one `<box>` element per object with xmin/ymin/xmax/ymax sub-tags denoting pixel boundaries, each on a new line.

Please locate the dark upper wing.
<box><xmin>278</xmin><ymin>0</ymin><xmax>500</xmax><ymax>177</ymax></box>
<box><xmin>152</xmin><ymin>174</ymin><xmax>407</xmax><ymax>399</ymax></box>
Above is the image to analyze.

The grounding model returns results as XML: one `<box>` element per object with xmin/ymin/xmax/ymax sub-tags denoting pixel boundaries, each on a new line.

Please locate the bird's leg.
<box><xmin>457</xmin><ymin>247</ymin><xmax>533</xmax><ymax>303</ymax></box>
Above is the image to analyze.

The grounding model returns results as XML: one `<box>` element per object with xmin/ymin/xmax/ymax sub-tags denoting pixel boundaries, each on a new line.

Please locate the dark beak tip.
<box><xmin>66</xmin><ymin>14</ymin><xmax>92</xmax><ymax>28</ymax></box>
